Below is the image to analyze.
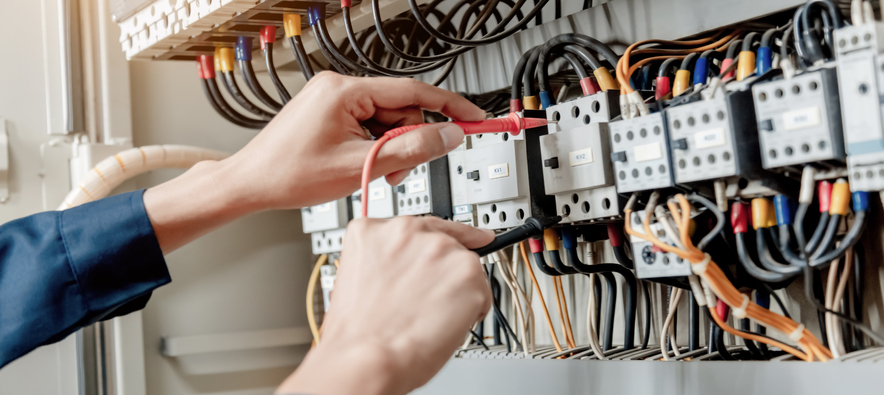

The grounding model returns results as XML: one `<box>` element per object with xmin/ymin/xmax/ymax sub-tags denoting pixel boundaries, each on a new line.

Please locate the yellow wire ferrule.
<box><xmin>737</xmin><ymin>51</ymin><xmax>756</xmax><ymax>81</ymax></box>
<box><xmin>751</xmin><ymin>198</ymin><xmax>771</xmax><ymax>230</ymax></box>
<box><xmin>829</xmin><ymin>179</ymin><xmax>851</xmax><ymax>216</ymax></box>
<box><xmin>672</xmin><ymin>69</ymin><xmax>691</xmax><ymax>96</ymax></box>
<box><xmin>543</xmin><ymin>228</ymin><xmax>560</xmax><ymax>251</ymax></box>
<box><xmin>523</xmin><ymin>95</ymin><xmax>540</xmax><ymax>110</ymax></box>
<box><xmin>213</xmin><ymin>48</ymin><xmax>222</xmax><ymax>72</ymax></box>
<box><xmin>218</xmin><ymin>47</ymin><xmax>236</xmax><ymax>73</ymax></box>
<box><xmin>283</xmin><ymin>14</ymin><xmax>302</xmax><ymax>37</ymax></box>
<box><xmin>593</xmin><ymin>68</ymin><xmax>619</xmax><ymax>91</ymax></box>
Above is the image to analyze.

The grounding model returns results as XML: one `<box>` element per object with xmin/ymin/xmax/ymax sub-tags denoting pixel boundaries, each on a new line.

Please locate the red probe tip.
<box><xmin>519</xmin><ymin>116</ymin><xmax>548</xmax><ymax>130</ymax></box>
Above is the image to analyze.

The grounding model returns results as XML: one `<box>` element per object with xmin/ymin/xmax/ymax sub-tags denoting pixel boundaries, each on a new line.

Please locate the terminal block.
<box><xmin>628</xmin><ymin>211</ymin><xmax>692</xmax><ymax>279</ymax></box>
<box><xmin>834</xmin><ymin>23</ymin><xmax>884</xmax><ymax>191</ymax></box>
<box><xmin>394</xmin><ymin>158</ymin><xmax>453</xmax><ymax>218</ymax></box>
<box><xmin>666</xmin><ymin>91</ymin><xmax>765</xmax><ymax>185</ymax></box>
<box><xmin>463</xmin><ymin>111</ymin><xmax>553</xmax><ymax>230</ymax></box>
<box><xmin>752</xmin><ymin>65</ymin><xmax>845</xmax><ymax>170</ymax></box>
<box><xmin>301</xmin><ymin>198</ymin><xmax>350</xmax><ymax>234</ymax></box>
<box><xmin>545</xmin><ymin>91</ymin><xmax>620</xmax><ymax>125</ymax></box>
<box><xmin>352</xmin><ymin>178</ymin><xmax>397</xmax><ymax>219</ymax></box>
<box><xmin>609</xmin><ymin>112</ymin><xmax>676</xmax><ymax>193</ymax></box>
<box><xmin>310</xmin><ymin>228</ymin><xmax>346</xmax><ymax>255</ymax></box>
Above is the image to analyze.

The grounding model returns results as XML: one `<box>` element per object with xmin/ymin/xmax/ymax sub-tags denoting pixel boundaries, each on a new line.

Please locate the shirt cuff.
<box><xmin>60</xmin><ymin>189</ymin><xmax>171</xmax><ymax>320</ymax></box>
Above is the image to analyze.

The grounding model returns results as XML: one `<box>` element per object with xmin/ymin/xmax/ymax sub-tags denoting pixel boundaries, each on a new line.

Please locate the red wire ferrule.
<box><xmin>260</xmin><ymin>26</ymin><xmax>277</xmax><ymax>50</ymax></box>
<box><xmin>509</xmin><ymin>99</ymin><xmax>523</xmax><ymax>113</ymax></box>
<box><xmin>655</xmin><ymin>76</ymin><xmax>670</xmax><ymax>100</ymax></box>
<box><xmin>606</xmin><ymin>222</ymin><xmax>623</xmax><ymax>247</ymax></box>
<box><xmin>716</xmin><ymin>300</ymin><xmax>730</xmax><ymax>320</ymax></box>
<box><xmin>721</xmin><ymin>58</ymin><xmax>735</xmax><ymax>80</ymax></box>
<box><xmin>730</xmin><ymin>201</ymin><xmax>749</xmax><ymax>234</ymax></box>
<box><xmin>341</xmin><ymin>0</ymin><xmax>352</xmax><ymax>7</ymax></box>
<box><xmin>197</xmin><ymin>55</ymin><xmax>215</xmax><ymax>79</ymax></box>
<box><xmin>528</xmin><ymin>238</ymin><xmax>544</xmax><ymax>254</ymax></box>
<box><xmin>818</xmin><ymin>180</ymin><xmax>833</xmax><ymax>213</ymax></box>
<box><xmin>579</xmin><ymin>77</ymin><xmax>598</xmax><ymax>95</ymax></box>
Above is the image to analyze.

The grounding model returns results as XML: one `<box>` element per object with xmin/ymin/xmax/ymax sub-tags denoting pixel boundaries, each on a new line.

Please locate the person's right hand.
<box><xmin>276</xmin><ymin>216</ymin><xmax>494</xmax><ymax>395</ymax></box>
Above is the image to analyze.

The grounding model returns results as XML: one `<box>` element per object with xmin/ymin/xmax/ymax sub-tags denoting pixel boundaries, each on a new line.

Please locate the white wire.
<box><xmin>496</xmin><ymin>251</ymin><xmax>530</xmax><ymax>355</ymax></box>
<box><xmin>853</xmin><ymin>0</ymin><xmax>865</xmax><ymax>24</ymax></box>
<box><xmin>586</xmin><ymin>273</ymin><xmax>607</xmax><ymax>360</ymax></box>
<box><xmin>660</xmin><ymin>288</ymin><xmax>684</xmax><ymax>360</ymax></box>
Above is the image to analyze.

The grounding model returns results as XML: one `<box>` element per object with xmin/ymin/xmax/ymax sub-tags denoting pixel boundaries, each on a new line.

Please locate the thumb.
<box><xmin>372</xmin><ymin>123</ymin><xmax>464</xmax><ymax>179</ymax></box>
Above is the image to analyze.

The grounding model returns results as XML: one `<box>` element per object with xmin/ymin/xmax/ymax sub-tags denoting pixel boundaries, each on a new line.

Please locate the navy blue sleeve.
<box><xmin>0</xmin><ymin>190</ymin><xmax>170</xmax><ymax>368</ymax></box>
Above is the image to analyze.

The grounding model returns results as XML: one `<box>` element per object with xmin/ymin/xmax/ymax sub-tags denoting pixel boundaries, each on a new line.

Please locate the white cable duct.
<box><xmin>58</xmin><ymin>145</ymin><xmax>230</xmax><ymax>210</ymax></box>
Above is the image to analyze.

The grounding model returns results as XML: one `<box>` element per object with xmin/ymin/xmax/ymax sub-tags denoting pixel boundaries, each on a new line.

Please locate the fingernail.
<box><xmin>438</xmin><ymin>123</ymin><xmax>465</xmax><ymax>150</ymax></box>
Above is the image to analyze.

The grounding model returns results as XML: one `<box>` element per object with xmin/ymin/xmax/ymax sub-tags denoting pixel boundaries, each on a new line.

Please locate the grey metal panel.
<box><xmin>415</xmin><ymin>357</ymin><xmax>884</xmax><ymax>395</ymax></box>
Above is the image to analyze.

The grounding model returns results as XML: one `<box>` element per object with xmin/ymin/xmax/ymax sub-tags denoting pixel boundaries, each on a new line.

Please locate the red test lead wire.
<box><xmin>361</xmin><ymin>113</ymin><xmax>548</xmax><ymax>217</ymax></box>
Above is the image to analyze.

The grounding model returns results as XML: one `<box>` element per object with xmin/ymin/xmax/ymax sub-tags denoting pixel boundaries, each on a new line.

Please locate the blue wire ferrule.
<box><xmin>307</xmin><ymin>4</ymin><xmax>326</xmax><ymax>26</ymax></box>
<box><xmin>757</xmin><ymin>47</ymin><xmax>772</xmax><ymax>74</ymax></box>
<box><xmin>235</xmin><ymin>37</ymin><xmax>252</xmax><ymax>61</ymax></box>
<box><xmin>774</xmin><ymin>194</ymin><xmax>793</xmax><ymax>226</ymax></box>
<box><xmin>561</xmin><ymin>228</ymin><xmax>577</xmax><ymax>250</ymax></box>
<box><xmin>852</xmin><ymin>191</ymin><xmax>870</xmax><ymax>212</ymax></box>
<box><xmin>539</xmin><ymin>90</ymin><xmax>554</xmax><ymax>109</ymax></box>
<box><xmin>640</xmin><ymin>66</ymin><xmax>654</xmax><ymax>90</ymax></box>
<box><xmin>755</xmin><ymin>290</ymin><xmax>770</xmax><ymax>309</ymax></box>
<box><xmin>692</xmin><ymin>58</ymin><xmax>708</xmax><ymax>85</ymax></box>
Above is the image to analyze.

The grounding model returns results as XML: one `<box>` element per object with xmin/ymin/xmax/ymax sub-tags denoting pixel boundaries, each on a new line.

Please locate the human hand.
<box><xmin>276</xmin><ymin>217</ymin><xmax>494</xmax><ymax>395</ymax></box>
<box><xmin>223</xmin><ymin>72</ymin><xmax>486</xmax><ymax>211</ymax></box>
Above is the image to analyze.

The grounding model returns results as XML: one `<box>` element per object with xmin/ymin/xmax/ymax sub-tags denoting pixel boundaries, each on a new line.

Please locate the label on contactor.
<box><xmin>454</xmin><ymin>205</ymin><xmax>471</xmax><ymax>215</ymax></box>
<box><xmin>314</xmin><ymin>202</ymin><xmax>333</xmax><ymax>213</ymax></box>
<box><xmin>569</xmin><ymin>148</ymin><xmax>594</xmax><ymax>166</ymax></box>
<box><xmin>368</xmin><ymin>187</ymin><xmax>386</xmax><ymax>201</ymax></box>
<box><xmin>783</xmin><ymin>107</ymin><xmax>821</xmax><ymax>131</ymax></box>
<box><xmin>693</xmin><ymin>128</ymin><xmax>726</xmax><ymax>149</ymax></box>
<box><xmin>406</xmin><ymin>179</ymin><xmax>426</xmax><ymax>194</ymax></box>
<box><xmin>633</xmin><ymin>142</ymin><xmax>663</xmax><ymax>162</ymax></box>
<box><xmin>488</xmin><ymin>163</ymin><xmax>510</xmax><ymax>179</ymax></box>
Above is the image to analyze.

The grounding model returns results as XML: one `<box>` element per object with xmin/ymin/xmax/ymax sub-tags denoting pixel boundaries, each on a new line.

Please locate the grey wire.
<box><xmin>686</xmin><ymin>194</ymin><xmax>725</xmax><ymax>251</ymax></box>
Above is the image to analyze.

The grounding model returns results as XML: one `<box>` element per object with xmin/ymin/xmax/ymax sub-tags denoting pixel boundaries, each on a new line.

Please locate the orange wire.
<box><xmin>707</xmin><ymin>307</ymin><xmax>812</xmax><ymax>361</ymax></box>
<box><xmin>520</xmin><ymin>242</ymin><xmax>564</xmax><ymax>352</ymax></box>
<box><xmin>552</xmin><ymin>277</ymin><xmax>576</xmax><ymax>349</ymax></box>
<box><xmin>557</xmin><ymin>277</ymin><xmax>577</xmax><ymax>348</ymax></box>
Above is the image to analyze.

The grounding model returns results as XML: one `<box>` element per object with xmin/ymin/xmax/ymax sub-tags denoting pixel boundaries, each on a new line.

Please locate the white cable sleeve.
<box><xmin>619</xmin><ymin>94</ymin><xmax>630</xmax><ymax>120</ymax></box>
<box><xmin>863</xmin><ymin>1</ymin><xmax>875</xmax><ymax>23</ymax></box>
<box><xmin>732</xmin><ymin>294</ymin><xmax>750</xmax><ymax>319</ymax></box>
<box><xmin>713</xmin><ymin>180</ymin><xmax>728</xmax><ymax>212</ymax></box>
<box><xmin>852</xmin><ymin>0</ymin><xmax>865</xmax><ymax>24</ymax></box>
<box><xmin>691</xmin><ymin>253</ymin><xmax>712</xmax><ymax>275</ymax></box>
<box><xmin>789</xmin><ymin>324</ymin><xmax>806</xmax><ymax>342</ymax></box>
<box><xmin>688</xmin><ymin>276</ymin><xmax>707</xmax><ymax>307</ymax></box>
<box><xmin>799</xmin><ymin>166</ymin><xmax>817</xmax><ymax>203</ymax></box>
<box><xmin>58</xmin><ymin>145</ymin><xmax>230</xmax><ymax>210</ymax></box>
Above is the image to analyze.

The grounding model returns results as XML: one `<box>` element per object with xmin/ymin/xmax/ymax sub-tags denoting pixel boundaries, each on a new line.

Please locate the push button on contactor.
<box><xmin>671</xmin><ymin>138</ymin><xmax>689</xmax><ymax>150</ymax></box>
<box><xmin>611</xmin><ymin>151</ymin><xmax>627</xmax><ymax>162</ymax></box>
<box><xmin>466</xmin><ymin>170</ymin><xmax>480</xmax><ymax>181</ymax></box>
<box><xmin>543</xmin><ymin>157</ymin><xmax>559</xmax><ymax>169</ymax></box>
<box><xmin>395</xmin><ymin>185</ymin><xmax>406</xmax><ymax>194</ymax></box>
<box><xmin>758</xmin><ymin>119</ymin><xmax>774</xmax><ymax>131</ymax></box>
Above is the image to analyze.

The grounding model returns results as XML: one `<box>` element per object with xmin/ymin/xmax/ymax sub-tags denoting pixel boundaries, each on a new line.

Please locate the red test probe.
<box><xmin>361</xmin><ymin>112</ymin><xmax>549</xmax><ymax>217</ymax></box>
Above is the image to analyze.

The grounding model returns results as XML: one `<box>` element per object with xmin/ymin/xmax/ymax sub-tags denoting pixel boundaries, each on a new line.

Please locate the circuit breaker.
<box><xmin>463</xmin><ymin>133</ymin><xmax>532</xmax><ymax>229</ymax></box>
<box><xmin>609</xmin><ymin>112</ymin><xmax>676</xmax><ymax>193</ymax></box>
<box><xmin>835</xmin><ymin>23</ymin><xmax>884</xmax><ymax>192</ymax></box>
<box><xmin>301</xmin><ymin>198</ymin><xmax>350</xmax><ymax>234</ymax></box>
<box><xmin>752</xmin><ymin>65</ymin><xmax>845</xmax><ymax>170</ymax></box>
<box><xmin>352</xmin><ymin>178</ymin><xmax>397</xmax><ymax>219</ymax></box>
<box><xmin>666</xmin><ymin>91</ymin><xmax>765</xmax><ymax>185</ymax></box>
<box><xmin>394</xmin><ymin>158</ymin><xmax>453</xmax><ymax>218</ymax></box>
<box><xmin>628</xmin><ymin>211</ymin><xmax>692</xmax><ymax>279</ymax></box>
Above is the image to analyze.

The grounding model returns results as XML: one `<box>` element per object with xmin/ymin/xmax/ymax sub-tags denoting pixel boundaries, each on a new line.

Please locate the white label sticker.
<box><xmin>314</xmin><ymin>202</ymin><xmax>333</xmax><ymax>213</ymax></box>
<box><xmin>488</xmin><ymin>163</ymin><xmax>510</xmax><ymax>179</ymax></box>
<box><xmin>454</xmin><ymin>205</ymin><xmax>471</xmax><ymax>215</ymax></box>
<box><xmin>693</xmin><ymin>128</ymin><xmax>726</xmax><ymax>149</ymax></box>
<box><xmin>407</xmin><ymin>179</ymin><xmax>426</xmax><ymax>194</ymax></box>
<box><xmin>369</xmin><ymin>187</ymin><xmax>386</xmax><ymax>201</ymax></box>
<box><xmin>782</xmin><ymin>107</ymin><xmax>821</xmax><ymax>131</ymax></box>
<box><xmin>633</xmin><ymin>142</ymin><xmax>663</xmax><ymax>162</ymax></box>
<box><xmin>569</xmin><ymin>148</ymin><xmax>594</xmax><ymax>167</ymax></box>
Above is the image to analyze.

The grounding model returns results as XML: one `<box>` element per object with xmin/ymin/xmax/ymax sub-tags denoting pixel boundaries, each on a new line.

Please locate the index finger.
<box><xmin>353</xmin><ymin>77</ymin><xmax>487</xmax><ymax>122</ymax></box>
<box><xmin>419</xmin><ymin>217</ymin><xmax>495</xmax><ymax>250</ymax></box>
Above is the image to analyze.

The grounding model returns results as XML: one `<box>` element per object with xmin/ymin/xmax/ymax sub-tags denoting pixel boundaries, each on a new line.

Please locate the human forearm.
<box><xmin>275</xmin><ymin>340</ymin><xmax>405</xmax><ymax>395</ymax></box>
<box><xmin>142</xmin><ymin>158</ymin><xmax>267</xmax><ymax>254</ymax></box>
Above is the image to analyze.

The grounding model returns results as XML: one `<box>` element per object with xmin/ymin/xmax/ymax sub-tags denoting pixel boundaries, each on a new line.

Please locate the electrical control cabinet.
<box><xmin>463</xmin><ymin>133</ymin><xmax>532</xmax><ymax>229</ymax></box>
<box><xmin>394</xmin><ymin>158</ymin><xmax>453</xmax><ymax>218</ymax></box>
<box><xmin>752</xmin><ymin>66</ymin><xmax>846</xmax><ymax>170</ymax></box>
<box><xmin>628</xmin><ymin>211</ymin><xmax>692</xmax><ymax>279</ymax></box>
<box><xmin>609</xmin><ymin>112</ymin><xmax>676</xmax><ymax>193</ymax></box>
<box><xmin>301</xmin><ymin>198</ymin><xmax>350</xmax><ymax>234</ymax></box>
<box><xmin>835</xmin><ymin>23</ymin><xmax>884</xmax><ymax>191</ymax></box>
<box><xmin>666</xmin><ymin>91</ymin><xmax>765</xmax><ymax>185</ymax></box>
<box><xmin>352</xmin><ymin>178</ymin><xmax>397</xmax><ymax>219</ymax></box>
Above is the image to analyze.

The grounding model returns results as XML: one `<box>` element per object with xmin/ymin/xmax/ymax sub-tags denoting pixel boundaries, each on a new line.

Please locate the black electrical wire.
<box><xmin>263</xmin><ymin>42</ymin><xmax>291</xmax><ymax>104</ymax></box>
<box><xmin>736</xmin><ymin>232</ymin><xmax>795</xmax><ymax>283</ymax></box>
<box><xmin>742</xmin><ymin>32</ymin><xmax>760</xmax><ymax>53</ymax></box>
<box><xmin>679</xmin><ymin>52</ymin><xmax>699</xmax><ymax>71</ymax></box>
<box><xmin>657</xmin><ymin>57</ymin><xmax>680</xmax><ymax>78</ymax></box>
<box><xmin>798</xmin><ymin>0</ymin><xmax>843</xmax><ymax>62</ymax></box>
<box><xmin>687</xmin><ymin>194</ymin><xmax>726</xmax><ymax>251</ymax></box>
<box><xmin>780</xmin><ymin>26</ymin><xmax>795</xmax><ymax>64</ymax></box>
<box><xmin>408</xmin><ymin>0</ymin><xmax>544</xmax><ymax>46</ymax></box>
<box><xmin>812</xmin><ymin>211</ymin><xmax>867</xmax><ymax>266</ymax></box>
<box><xmin>852</xmin><ymin>244</ymin><xmax>866</xmax><ymax>350</ymax></box>
<box><xmin>810</xmin><ymin>213</ymin><xmax>841</xmax><ymax>261</ymax></box>
<box><xmin>554</xmin><ymin>0</ymin><xmax>561</xmax><ymax>19</ymax></box>
<box><xmin>613</xmin><ymin>245</ymin><xmax>634</xmax><ymax>269</ymax></box>
<box><xmin>806</xmin><ymin>212</ymin><xmax>831</xmax><ymax>254</ymax></box>
<box><xmin>761</xmin><ymin>282</ymin><xmax>793</xmax><ymax>320</ymax></box>
<box><xmin>238</xmin><ymin>59</ymin><xmax>284</xmax><ymax>112</ymax></box>
<box><xmin>490</xmin><ymin>274</ymin><xmax>503</xmax><ymax>346</ymax></box>
<box><xmin>561</xmin><ymin>50</ymin><xmax>590</xmax><ymax>80</ymax></box>
<box><xmin>470</xmin><ymin>330</ymin><xmax>490</xmax><ymax>350</ymax></box>
<box><xmin>565</xmin><ymin>247</ymin><xmax>637</xmax><ymax>351</ymax></box>
<box><xmin>537</xmin><ymin>41</ymin><xmax>598</xmax><ymax>94</ymax></box>
<box><xmin>288</xmin><ymin>36</ymin><xmax>315</xmax><ymax>80</ymax></box>
<box><xmin>756</xmin><ymin>228</ymin><xmax>802</xmax><ymax>276</ymax></box>
<box><xmin>641</xmin><ymin>280</ymin><xmax>651</xmax><ymax>349</ymax></box>
<box><xmin>485</xmin><ymin>264</ymin><xmax>523</xmax><ymax>352</ymax></box>
<box><xmin>725</xmin><ymin>39</ymin><xmax>743</xmax><ymax>60</ymax></box>
<box><xmin>220</xmin><ymin>71</ymin><xmax>275</xmax><ymax>120</ymax></box>
<box><xmin>511</xmin><ymin>47</ymin><xmax>540</xmax><ymax>102</ymax></box>
<box><xmin>740</xmin><ymin>318</ymin><xmax>763</xmax><ymax>359</ymax></box>
<box><xmin>201</xmin><ymin>78</ymin><xmax>268</xmax><ymax>129</ymax></box>
<box><xmin>689</xmin><ymin>292</ymin><xmax>700</xmax><ymax>351</ymax></box>
<box><xmin>532</xmin><ymin>249</ymin><xmax>561</xmax><ymax>276</ymax></box>
<box><xmin>706</xmin><ymin>309</ymin><xmax>736</xmax><ymax>360</ymax></box>
<box><xmin>311</xmin><ymin>23</ymin><xmax>351</xmax><ymax>75</ymax></box>
<box><xmin>548</xmin><ymin>250</ymin><xmax>579</xmax><ymax>275</ymax></box>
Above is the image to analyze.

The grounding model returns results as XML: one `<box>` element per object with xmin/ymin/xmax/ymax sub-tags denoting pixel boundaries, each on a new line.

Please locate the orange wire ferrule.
<box><xmin>829</xmin><ymin>180</ymin><xmax>851</xmax><ymax>216</ymax></box>
<box><xmin>672</xmin><ymin>69</ymin><xmax>691</xmax><ymax>96</ymax></box>
<box><xmin>593</xmin><ymin>68</ymin><xmax>619</xmax><ymax>91</ymax></box>
<box><xmin>218</xmin><ymin>47</ymin><xmax>236</xmax><ymax>73</ymax></box>
<box><xmin>283</xmin><ymin>14</ymin><xmax>302</xmax><ymax>37</ymax></box>
<box><xmin>736</xmin><ymin>50</ymin><xmax>756</xmax><ymax>81</ymax></box>
<box><xmin>523</xmin><ymin>95</ymin><xmax>540</xmax><ymax>110</ymax></box>
<box><xmin>543</xmin><ymin>228</ymin><xmax>560</xmax><ymax>251</ymax></box>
